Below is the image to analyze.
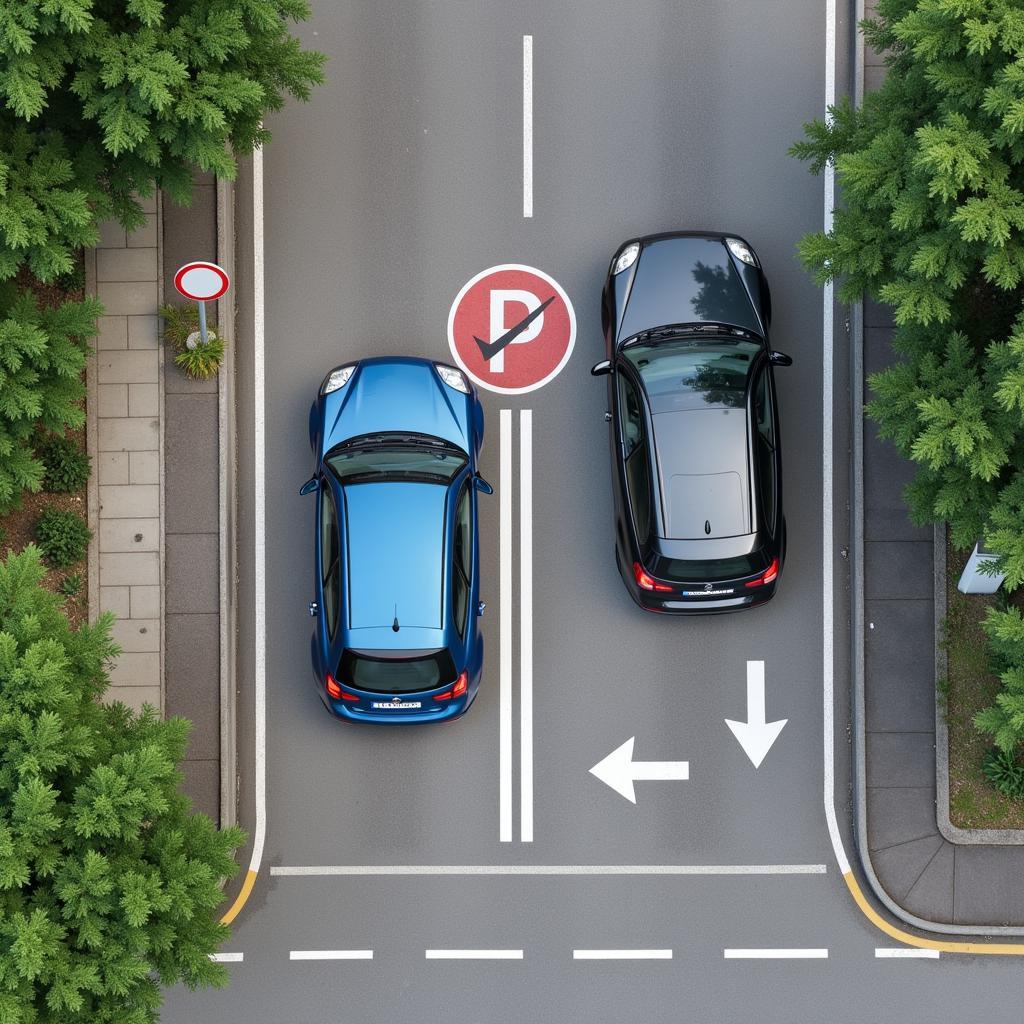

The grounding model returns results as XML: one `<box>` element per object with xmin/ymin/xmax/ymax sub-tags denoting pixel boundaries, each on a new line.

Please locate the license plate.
<box><xmin>371</xmin><ymin>700</ymin><xmax>422</xmax><ymax>710</ymax></box>
<box><xmin>682</xmin><ymin>588</ymin><xmax>735</xmax><ymax>596</ymax></box>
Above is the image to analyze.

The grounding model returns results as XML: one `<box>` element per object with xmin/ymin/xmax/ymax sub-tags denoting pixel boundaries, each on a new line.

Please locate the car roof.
<box><xmin>651</xmin><ymin>407</ymin><xmax>752</xmax><ymax>540</ymax></box>
<box><xmin>343</xmin><ymin>480</ymin><xmax>449</xmax><ymax>632</ymax></box>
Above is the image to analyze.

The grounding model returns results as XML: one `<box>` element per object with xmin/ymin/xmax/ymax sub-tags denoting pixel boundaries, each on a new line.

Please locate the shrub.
<box><xmin>35</xmin><ymin>507</ymin><xmax>91</xmax><ymax>568</ymax></box>
<box><xmin>791</xmin><ymin>0</ymin><xmax>1024</xmax><ymax>570</ymax></box>
<box><xmin>982</xmin><ymin>747</ymin><xmax>1024</xmax><ymax>800</ymax></box>
<box><xmin>0</xmin><ymin>547</ymin><xmax>246</xmax><ymax>1021</ymax></box>
<box><xmin>175</xmin><ymin>336</ymin><xmax>225</xmax><ymax>380</ymax></box>
<box><xmin>59</xmin><ymin>572</ymin><xmax>82</xmax><ymax>597</ymax></box>
<box><xmin>39</xmin><ymin>435</ymin><xmax>91</xmax><ymax>493</ymax></box>
<box><xmin>974</xmin><ymin>606</ymin><xmax>1024</xmax><ymax>753</ymax></box>
<box><xmin>0</xmin><ymin>2</ymin><xmax>326</xmax><ymax>281</ymax></box>
<box><xmin>0</xmin><ymin>292</ymin><xmax>99</xmax><ymax>513</ymax></box>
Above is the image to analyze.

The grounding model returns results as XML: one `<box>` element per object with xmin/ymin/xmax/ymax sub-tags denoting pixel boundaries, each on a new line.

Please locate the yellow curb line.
<box><xmin>844</xmin><ymin>871</ymin><xmax>1024</xmax><ymax>955</ymax></box>
<box><xmin>221</xmin><ymin>869</ymin><xmax>258</xmax><ymax>926</ymax></box>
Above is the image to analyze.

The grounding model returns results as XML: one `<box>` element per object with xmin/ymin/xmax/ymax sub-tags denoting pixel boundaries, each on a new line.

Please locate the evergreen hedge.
<box><xmin>0</xmin><ymin>547</ymin><xmax>246</xmax><ymax>1022</ymax></box>
<box><xmin>0</xmin><ymin>0</ymin><xmax>326</xmax><ymax>280</ymax></box>
<box><xmin>791</xmin><ymin>0</ymin><xmax>1024</xmax><ymax>583</ymax></box>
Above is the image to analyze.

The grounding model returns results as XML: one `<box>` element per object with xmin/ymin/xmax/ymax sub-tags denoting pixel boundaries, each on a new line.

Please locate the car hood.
<box><xmin>322</xmin><ymin>359</ymin><xmax>472</xmax><ymax>455</ymax></box>
<box><xmin>617</xmin><ymin>236</ymin><xmax>762</xmax><ymax>342</ymax></box>
<box><xmin>344</xmin><ymin>480</ymin><xmax>448</xmax><ymax>630</ymax></box>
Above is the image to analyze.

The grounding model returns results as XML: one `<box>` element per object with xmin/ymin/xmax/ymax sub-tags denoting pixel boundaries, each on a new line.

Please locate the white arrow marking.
<box><xmin>589</xmin><ymin>737</ymin><xmax>689</xmax><ymax>804</ymax></box>
<box><xmin>724</xmin><ymin>661</ymin><xmax>787</xmax><ymax>769</ymax></box>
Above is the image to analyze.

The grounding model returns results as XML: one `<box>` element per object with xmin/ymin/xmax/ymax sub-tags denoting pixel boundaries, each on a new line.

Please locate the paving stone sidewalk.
<box><xmin>87</xmin><ymin>177</ymin><xmax>231</xmax><ymax>827</ymax></box>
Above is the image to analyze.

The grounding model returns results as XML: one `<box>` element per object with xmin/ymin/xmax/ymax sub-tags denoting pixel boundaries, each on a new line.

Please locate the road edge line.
<box><xmin>220</xmin><ymin>138</ymin><xmax>267</xmax><ymax>926</ymax></box>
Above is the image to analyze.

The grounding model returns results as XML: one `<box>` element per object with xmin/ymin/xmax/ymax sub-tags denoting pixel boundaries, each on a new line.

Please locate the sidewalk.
<box><xmin>856</xmin><ymin>1</ymin><xmax>1024</xmax><ymax>933</ymax></box>
<box><xmin>87</xmin><ymin>176</ymin><xmax>234</xmax><ymax>828</ymax></box>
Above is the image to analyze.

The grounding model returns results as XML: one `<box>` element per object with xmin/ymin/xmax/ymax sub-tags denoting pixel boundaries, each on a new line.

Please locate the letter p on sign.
<box><xmin>447</xmin><ymin>264</ymin><xmax>576</xmax><ymax>395</ymax></box>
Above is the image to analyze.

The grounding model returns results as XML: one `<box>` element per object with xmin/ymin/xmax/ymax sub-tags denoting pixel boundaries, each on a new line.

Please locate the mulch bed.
<box><xmin>1</xmin><ymin>258</ymin><xmax>90</xmax><ymax>630</ymax></box>
<box><xmin>944</xmin><ymin>535</ymin><xmax>1024</xmax><ymax>829</ymax></box>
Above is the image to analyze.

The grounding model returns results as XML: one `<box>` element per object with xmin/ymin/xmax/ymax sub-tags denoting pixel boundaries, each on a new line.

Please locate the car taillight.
<box><xmin>434</xmin><ymin>670</ymin><xmax>469</xmax><ymax>702</ymax></box>
<box><xmin>745</xmin><ymin>558</ymin><xmax>780</xmax><ymax>588</ymax></box>
<box><xmin>632</xmin><ymin>561</ymin><xmax>672</xmax><ymax>593</ymax></box>
<box><xmin>326</xmin><ymin>674</ymin><xmax>359</xmax><ymax>701</ymax></box>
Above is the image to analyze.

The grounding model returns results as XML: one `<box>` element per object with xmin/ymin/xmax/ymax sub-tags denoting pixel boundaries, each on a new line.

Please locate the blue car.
<box><xmin>302</xmin><ymin>357</ymin><xmax>490</xmax><ymax>723</ymax></box>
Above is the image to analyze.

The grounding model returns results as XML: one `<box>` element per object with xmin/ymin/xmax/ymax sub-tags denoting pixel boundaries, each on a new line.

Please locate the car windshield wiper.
<box><xmin>622</xmin><ymin>323</ymin><xmax>756</xmax><ymax>346</ymax></box>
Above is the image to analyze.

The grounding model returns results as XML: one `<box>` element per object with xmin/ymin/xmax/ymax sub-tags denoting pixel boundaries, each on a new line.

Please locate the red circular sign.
<box><xmin>447</xmin><ymin>264</ymin><xmax>576</xmax><ymax>394</ymax></box>
<box><xmin>174</xmin><ymin>261</ymin><xmax>230</xmax><ymax>302</ymax></box>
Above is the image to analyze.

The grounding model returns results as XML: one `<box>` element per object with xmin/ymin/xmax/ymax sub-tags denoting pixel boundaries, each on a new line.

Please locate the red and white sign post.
<box><xmin>447</xmin><ymin>264</ymin><xmax>576</xmax><ymax>394</ymax></box>
<box><xmin>173</xmin><ymin>261</ymin><xmax>230</xmax><ymax>347</ymax></box>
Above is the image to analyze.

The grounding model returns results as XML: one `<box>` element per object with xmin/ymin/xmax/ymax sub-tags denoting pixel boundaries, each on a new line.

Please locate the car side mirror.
<box><xmin>591</xmin><ymin>359</ymin><xmax>613</xmax><ymax>377</ymax></box>
<box><xmin>474</xmin><ymin>474</ymin><xmax>494</xmax><ymax>495</ymax></box>
<box><xmin>299</xmin><ymin>477</ymin><xmax>319</xmax><ymax>496</ymax></box>
<box><xmin>769</xmin><ymin>351</ymin><xmax>792</xmax><ymax>367</ymax></box>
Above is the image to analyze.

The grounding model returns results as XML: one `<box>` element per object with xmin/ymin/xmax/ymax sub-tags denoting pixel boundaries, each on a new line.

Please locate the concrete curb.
<box><xmin>935</xmin><ymin>526</ymin><xmax>1024</xmax><ymax>845</ymax></box>
<box><xmin>217</xmin><ymin>175</ymin><xmax>238</xmax><ymax>831</ymax></box>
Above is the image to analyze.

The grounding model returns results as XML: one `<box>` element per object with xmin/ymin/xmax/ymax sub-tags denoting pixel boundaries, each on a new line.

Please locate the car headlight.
<box><xmin>434</xmin><ymin>363</ymin><xmax>470</xmax><ymax>393</ymax></box>
<box><xmin>321</xmin><ymin>365</ymin><xmax>356</xmax><ymax>394</ymax></box>
<box><xmin>726</xmin><ymin>237</ymin><xmax>758</xmax><ymax>267</ymax></box>
<box><xmin>613</xmin><ymin>242</ymin><xmax>640</xmax><ymax>275</ymax></box>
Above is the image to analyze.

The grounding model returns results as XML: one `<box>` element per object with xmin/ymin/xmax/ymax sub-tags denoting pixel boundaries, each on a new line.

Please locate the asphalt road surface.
<box><xmin>163</xmin><ymin>3</ymin><xmax>1024</xmax><ymax>1022</ymax></box>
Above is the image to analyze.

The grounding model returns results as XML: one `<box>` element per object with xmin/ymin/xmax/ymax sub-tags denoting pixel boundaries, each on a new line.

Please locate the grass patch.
<box><xmin>944</xmin><ymin>535</ymin><xmax>1024</xmax><ymax>829</ymax></box>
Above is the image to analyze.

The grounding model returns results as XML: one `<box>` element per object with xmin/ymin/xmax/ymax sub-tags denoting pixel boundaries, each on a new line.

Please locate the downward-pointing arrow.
<box><xmin>589</xmin><ymin>737</ymin><xmax>689</xmax><ymax>804</ymax></box>
<box><xmin>725</xmin><ymin>660</ymin><xmax>787</xmax><ymax>769</ymax></box>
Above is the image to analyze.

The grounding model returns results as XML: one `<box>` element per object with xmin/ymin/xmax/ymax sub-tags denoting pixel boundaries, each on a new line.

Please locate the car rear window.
<box><xmin>340</xmin><ymin>648</ymin><xmax>456</xmax><ymax>694</ymax></box>
<box><xmin>650</xmin><ymin>549</ymin><xmax>769</xmax><ymax>582</ymax></box>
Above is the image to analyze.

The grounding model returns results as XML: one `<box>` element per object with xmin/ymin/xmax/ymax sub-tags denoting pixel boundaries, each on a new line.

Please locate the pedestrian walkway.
<box><xmin>88</xmin><ymin>196</ymin><xmax>163</xmax><ymax>714</ymax></box>
<box><xmin>87</xmin><ymin>176</ymin><xmax>231</xmax><ymax>828</ymax></box>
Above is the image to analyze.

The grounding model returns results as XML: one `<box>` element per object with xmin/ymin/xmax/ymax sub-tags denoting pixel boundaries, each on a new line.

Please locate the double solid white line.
<box><xmin>499</xmin><ymin>410</ymin><xmax>534</xmax><ymax>844</ymax></box>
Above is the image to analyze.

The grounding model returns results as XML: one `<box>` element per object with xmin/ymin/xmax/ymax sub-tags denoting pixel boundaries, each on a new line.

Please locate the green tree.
<box><xmin>0</xmin><ymin>289</ymin><xmax>99</xmax><ymax>514</ymax></box>
<box><xmin>791</xmin><ymin>0</ymin><xmax>1024</xmax><ymax>569</ymax></box>
<box><xmin>0</xmin><ymin>0</ymin><xmax>325</xmax><ymax>279</ymax></box>
<box><xmin>0</xmin><ymin>546</ymin><xmax>245</xmax><ymax>1022</ymax></box>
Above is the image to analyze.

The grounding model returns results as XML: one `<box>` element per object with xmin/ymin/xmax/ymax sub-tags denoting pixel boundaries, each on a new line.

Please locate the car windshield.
<box><xmin>326</xmin><ymin>433</ymin><xmax>467</xmax><ymax>485</ymax></box>
<box><xmin>622</xmin><ymin>337</ymin><xmax>761</xmax><ymax>411</ymax></box>
<box><xmin>340</xmin><ymin>648</ymin><xmax>456</xmax><ymax>694</ymax></box>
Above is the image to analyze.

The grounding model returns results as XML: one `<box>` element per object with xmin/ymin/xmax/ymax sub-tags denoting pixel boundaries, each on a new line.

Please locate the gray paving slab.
<box><xmin>902</xmin><ymin>842</ymin><xmax>955</xmax><ymax>923</ymax></box>
<box><xmin>165</xmin><ymin>393</ymin><xmax>220</xmax><ymax>533</ymax></box>
<box><xmin>864</xmin><ymin>542</ymin><xmax>933</xmax><ymax>600</ymax></box>
<box><xmin>165</xmin><ymin>613</ymin><xmax>220</xmax><ymax>760</ymax></box>
<box><xmin>163</xmin><ymin>185</ymin><xmax>217</xmax><ymax>297</ymax></box>
<box><xmin>866</xmin><ymin>731</ymin><xmax>935</xmax><ymax>789</ymax></box>
<box><xmin>871</xmin><ymin>833</ymin><xmax>944</xmax><ymax>900</ymax></box>
<box><xmin>179</xmin><ymin>758</ymin><xmax>219</xmax><ymax>823</ymax></box>
<box><xmin>864</xmin><ymin>295</ymin><xmax>896</xmax><ymax>330</ymax></box>
<box><xmin>864</xmin><ymin>598</ymin><xmax>936</xmax><ymax>732</ymax></box>
<box><xmin>954</xmin><ymin>846</ymin><xmax>1024</xmax><ymax>927</ymax></box>
<box><xmin>867</xmin><ymin>786</ymin><xmax>938</xmax><ymax>852</ymax></box>
<box><xmin>864</xmin><ymin>421</ymin><xmax>919</xmax><ymax>508</ymax></box>
<box><xmin>864</xmin><ymin>325</ymin><xmax>898</xmax><ymax>383</ymax></box>
<box><xmin>164</xmin><ymin>357</ymin><xmax>218</xmax><ymax>395</ymax></box>
<box><xmin>165</xmin><ymin>533</ymin><xmax>219</xmax><ymax>613</ymax></box>
<box><xmin>864</xmin><ymin>506</ymin><xmax>931</xmax><ymax>542</ymax></box>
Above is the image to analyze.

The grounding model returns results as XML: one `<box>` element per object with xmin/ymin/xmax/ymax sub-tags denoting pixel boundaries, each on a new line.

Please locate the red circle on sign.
<box><xmin>173</xmin><ymin>261</ymin><xmax>230</xmax><ymax>302</ymax></box>
<box><xmin>447</xmin><ymin>264</ymin><xmax>576</xmax><ymax>394</ymax></box>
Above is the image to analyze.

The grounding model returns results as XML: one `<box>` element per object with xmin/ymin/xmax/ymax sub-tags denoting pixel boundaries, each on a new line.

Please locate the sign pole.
<box><xmin>197</xmin><ymin>299</ymin><xmax>208</xmax><ymax>346</ymax></box>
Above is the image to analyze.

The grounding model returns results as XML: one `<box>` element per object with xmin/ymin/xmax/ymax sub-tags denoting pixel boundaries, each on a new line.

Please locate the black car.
<box><xmin>592</xmin><ymin>231</ymin><xmax>791</xmax><ymax>613</ymax></box>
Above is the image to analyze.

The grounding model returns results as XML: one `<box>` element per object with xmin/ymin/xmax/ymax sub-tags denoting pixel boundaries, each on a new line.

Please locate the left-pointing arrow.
<box><xmin>589</xmin><ymin>737</ymin><xmax>690</xmax><ymax>804</ymax></box>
